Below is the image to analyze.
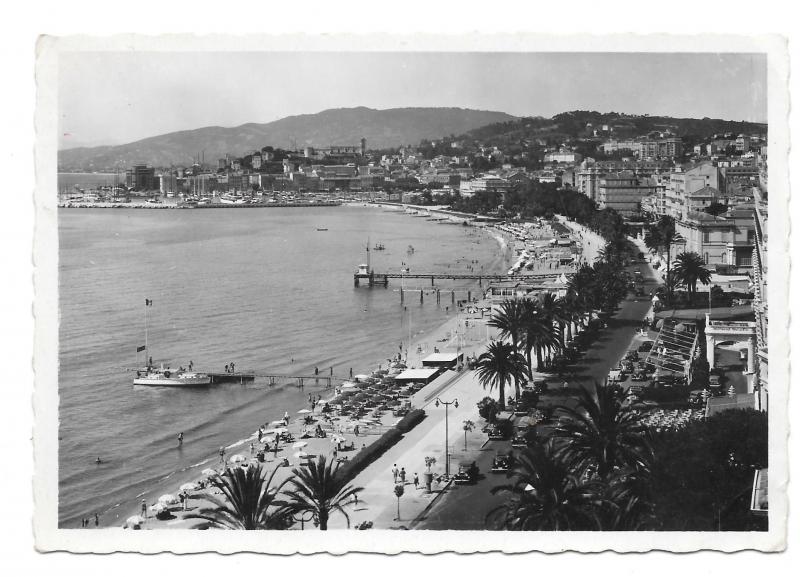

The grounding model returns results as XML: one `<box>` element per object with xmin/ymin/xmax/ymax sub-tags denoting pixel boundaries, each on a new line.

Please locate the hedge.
<box><xmin>395</xmin><ymin>409</ymin><xmax>426</xmax><ymax>433</ymax></box>
<box><xmin>338</xmin><ymin>428</ymin><xmax>403</xmax><ymax>482</ymax></box>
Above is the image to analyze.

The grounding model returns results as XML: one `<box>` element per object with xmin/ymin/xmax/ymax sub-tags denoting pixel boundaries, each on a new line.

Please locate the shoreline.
<box><xmin>80</xmin><ymin>211</ymin><xmax>511</xmax><ymax>530</ymax></box>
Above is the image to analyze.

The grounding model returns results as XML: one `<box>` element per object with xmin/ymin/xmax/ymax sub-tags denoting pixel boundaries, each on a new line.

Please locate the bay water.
<box><xmin>58</xmin><ymin>204</ymin><xmax>510</xmax><ymax>527</ymax></box>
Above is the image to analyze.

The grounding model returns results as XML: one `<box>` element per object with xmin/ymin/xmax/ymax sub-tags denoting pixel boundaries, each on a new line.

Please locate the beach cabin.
<box><xmin>393</xmin><ymin>367</ymin><xmax>442</xmax><ymax>385</ymax></box>
<box><xmin>421</xmin><ymin>352</ymin><xmax>464</xmax><ymax>370</ymax></box>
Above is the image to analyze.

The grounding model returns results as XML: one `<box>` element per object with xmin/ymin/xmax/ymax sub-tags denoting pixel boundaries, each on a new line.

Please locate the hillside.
<box><xmin>57</xmin><ymin>107</ymin><xmax>517</xmax><ymax>171</ymax></box>
<box><xmin>460</xmin><ymin>110</ymin><xmax>767</xmax><ymax>147</ymax></box>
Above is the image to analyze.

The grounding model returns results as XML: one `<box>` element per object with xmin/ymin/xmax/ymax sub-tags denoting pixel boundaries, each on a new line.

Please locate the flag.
<box><xmin>136</xmin><ymin>345</ymin><xmax>146</xmax><ymax>353</ymax></box>
<box><xmin>145</xmin><ymin>299</ymin><xmax>153</xmax><ymax>306</ymax></box>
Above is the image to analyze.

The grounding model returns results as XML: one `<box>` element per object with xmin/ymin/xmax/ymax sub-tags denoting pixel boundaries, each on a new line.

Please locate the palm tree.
<box><xmin>475</xmin><ymin>340</ymin><xmax>527</xmax><ymax>410</ymax></box>
<box><xmin>284</xmin><ymin>455</ymin><xmax>362</xmax><ymax>530</ymax></box>
<box><xmin>645</xmin><ymin>216</ymin><xmax>680</xmax><ymax>303</ymax></box>
<box><xmin>552</xmin><ymin>382</ymin><xmax>652</xmax><ymax>479</ymax></box>
<box><xmin>604</xmin><ymin>467</ymin><xmax>655</xmax><ymax>530</ymax></box>
<box><xmin>567</xmin><ymin>264</ymin><xmax>598</xmax><ymax>327</ymax></box>
<box><xmin>520</xmin><ymin>298</ymin><xmax>560</xmax><ymax>373</ymax></box>
<box><xmin>538</xmin><ymin>292</ymin><xmax>565</xmax><ymax>359</ymax></box>
<box><xmin>487</xmin><ymin>440</ymin><xmax>606</xmax><ymax>531</ymax></box>
<box><xmin>488</xmin><ymin>299</ymin><xmax>527</xmax><ymax>399</ymax></box>
<box><xmin>559</xmin><ymin>290</ymin><xmax>584</xmax><ymax>345</ymax></box>
<box><xmin>673</xmin><ymin>251</ymin><xmax>712</xmax><ymax>299</ymax></box>
<box><xmin>185</xmin><ymin>464</ymin><xmax>294</xmax><ymax>530</ymax></box>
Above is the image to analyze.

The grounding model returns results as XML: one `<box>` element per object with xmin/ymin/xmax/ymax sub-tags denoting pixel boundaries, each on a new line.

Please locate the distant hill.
<box><xmin>461</xmin><ymin>110</ymin><xmax>767</xmax><ymax>146</ymax></box>
<box><xmin>57</xmin><ymin>107</ymin><xmax>517</xmax><ymax>171</ymax></box>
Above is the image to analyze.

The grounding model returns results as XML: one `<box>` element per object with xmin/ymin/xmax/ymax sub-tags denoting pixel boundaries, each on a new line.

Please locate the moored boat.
<box><xmin>134</xmin><ymin>366</ymin><xmax>211</xmax><ymax>387</ymax></box>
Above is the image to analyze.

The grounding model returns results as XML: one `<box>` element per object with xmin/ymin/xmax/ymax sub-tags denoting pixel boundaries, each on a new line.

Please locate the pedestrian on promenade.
<box><xmin>219</xmin><ymin>446</ymin><xmax>226</xmax><ymax>464</ymax></box>
<box><xmin>400</xmin><ymin>467</ymin><xmax>406</xmax><ymax>484</ymax></box>
<box><xmin>178</xmin><ymin>432</ymin><xmax>183</xmax><ymax>446</ymax></box>
<box><xmin>392</xmin><ymin>464</ymin><xmax>399</xmax><ymax>483</ymax></box>
<box><xmin>141</xmin><ymin>499</ymin><xmax>147</xmax><ymax>518</ymax></box>
<box><xmin>413</xmin><ymin>473</ymin><xmax>419</xmax><ymax>490</ymax></box>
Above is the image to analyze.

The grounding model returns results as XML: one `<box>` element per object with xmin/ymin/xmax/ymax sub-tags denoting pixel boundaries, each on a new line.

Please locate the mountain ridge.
<box><xmin>58</xmin><ymin>107</ymin><xmax>517</xmax><ymax>171</ymax></box>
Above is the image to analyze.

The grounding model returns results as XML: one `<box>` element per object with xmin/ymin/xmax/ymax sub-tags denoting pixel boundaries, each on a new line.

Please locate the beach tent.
<box><xmin>297</xmin><ymin>409</ymin><xmax>312</xmax><ymax>414</ymax></box>
<box><xmin>149</xmin><ymin>503</ymin><xmax>167</xmax><ymax>513</ymax></box>
<box><xmin>126</xmin><ymin>515</ymin><xmax>145</xmax><ymax>527</ymax></box>
<box><xmin>201</xmin><ymin>468</ymin><xmax>218</xmax><ymax>477</ymax></box>
<box><xmin>228</xmin><ymin>454</ymin><xmax>247</xmax><ymax>464</ymax></box>
<box><xmin>354</xmin><ymin>374</ymin><xmax>370</xmax><ymax>381</ymax></box>
<box><xmin>158</xmin><ymin>494</ymin><xmax>178</xmax><ymax>505</ymax></box>
<box><xmin>179</xmin><ymin>482</ymin><xmax>199</xmax><ymax>492</ymax></box>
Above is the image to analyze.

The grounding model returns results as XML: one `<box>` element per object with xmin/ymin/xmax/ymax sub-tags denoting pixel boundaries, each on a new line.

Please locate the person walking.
<box><xmin>413</xmin><ymin>473</ymin><xmax>419</xmax><ymax>490</ymax></box>
<box><xmin>250</xmin><ymin>442</ymin><xmax>255</xmax><ymax>455</ymax></box>
<box><xmin>177</xmin><ymin>432</ymin><xmax>183</xmax><ymax>446</ymax></box>
<box><xmin>230</xmin><ymin>361</ymin><xmax>235</xmax><ymax>373</ymax></box>
<box><xmin>219</xmin><ymin>446</ymin><xmax>226</xmax><ymax>464</ymax></box>
<box><xmin>392</xmin><ymin>464</ymin><xmax>399</xmax><ymax>483</ymax></box>
<box><xmin>141</xmin><ymin>499</ymin><xmax>147</xmax><ymax>518</ymax></box>
<box><xmin>399</xmin><ymin>467</ymin><xmax>406</xmax><ymax>485</ymax></box>
<box><xmin>188</xmin><ymin>360</ymin><xmax>193</xmax><ymax>371</ymax></box>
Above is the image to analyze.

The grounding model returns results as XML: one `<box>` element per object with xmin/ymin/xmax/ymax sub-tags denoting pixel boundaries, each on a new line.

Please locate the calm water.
<box><xmin>58</xmin><ymin>205</ymin><xmax>510</xmax><ymax>526</ymax></box>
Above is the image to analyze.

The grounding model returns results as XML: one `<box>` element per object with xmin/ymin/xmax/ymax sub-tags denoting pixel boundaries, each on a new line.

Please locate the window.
<box><xmin>704</xmin><ymin>252</ymin><xmax>709</xmax><ymax>264</ymax></box>
<box><xmin>702</xmin><ymin>230</ymin><xmax>710</xmax><ymax>243</ymax></box>
<box><xmin>738</xmin><ymin>253</ymin><xmax>752</xmax><ymax>267</ymax></box>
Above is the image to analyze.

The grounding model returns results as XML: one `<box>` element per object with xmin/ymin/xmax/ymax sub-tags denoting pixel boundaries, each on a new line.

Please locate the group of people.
<box><xmin>392</xmin><ymin>464</ymin><xmax>420</xmax><ymax>490</ymax></box>
<box><xmin>223</xmin><ymin>361</ymin><xmax>236</xmax><ymax>374</ymax></box>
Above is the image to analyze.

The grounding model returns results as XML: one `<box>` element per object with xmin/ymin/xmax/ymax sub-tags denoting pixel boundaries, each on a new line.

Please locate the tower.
<box><xmin>360</xmin><ymin>137</ymin><xmax>367</xmax><ymax>157</ymax></box>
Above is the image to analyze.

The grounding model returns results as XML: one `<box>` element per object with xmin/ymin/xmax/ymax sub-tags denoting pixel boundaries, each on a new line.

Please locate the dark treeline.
<box><xmin>448</xmin><ymin>181</ymin><xmax>626</xmax><ymax>243</ymax></box>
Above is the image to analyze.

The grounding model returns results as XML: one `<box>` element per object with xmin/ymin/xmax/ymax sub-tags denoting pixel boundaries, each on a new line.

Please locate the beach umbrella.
<box><xmin>292</xmin><ymin>441</ymin><xmax>308</xmax><ymax>449</ymax></box>
<box><xmin>293</xmin><ymin>451</ymin><xmax>309</xmax><ymax>459</ymax></box>
<box><xmin>126</xmin><ymin>515</ymin><xmax>145</xmax><ymax>526</ymax></box>
<box><xmin>179</xmin><ymin>482</ymin><xmax>199</xmax><ymax>492</ymax></box>
<box><xmin>201</xmin><ymin>468</ymin><xmax>218</xmax><ymax>477</ymax></box>
<box><xmin>228</xmin><ymin>454</ymin><xmax>247</xmax><ymax>464</ymax></box>
<box><xmin>317</xmin><ymin>399</ymin><xmax>328</xmax><ymax>405</ymax></box>
<box><xmin>354</xmin><ymin>374</ymin><xmax>370</xmax><ymax>381</ymax></box>
<box><xmin>158</xmin><ymin>494</ymin><xmax>178</xmax><ymax>505</ymax></box>
<box><xmin>341</xmin><ymin>381</ymin><xmax>357</xmax><ymax>389</ymax></box>
<box><xmin>297</xmin><ymin>409</ymin><xmax>312</xmax><ymax>414</ymax></box>
<box><xmin>148</xmin><ymin>503</ymin><xmax>166</xmax><ymax>513</ymax></box>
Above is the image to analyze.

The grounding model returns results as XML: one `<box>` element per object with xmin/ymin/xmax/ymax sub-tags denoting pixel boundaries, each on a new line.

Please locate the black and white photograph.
<box><xmin>29</xmin><ymin>32</ymin><xmax>789</xmax><ymax>555</ymax></box>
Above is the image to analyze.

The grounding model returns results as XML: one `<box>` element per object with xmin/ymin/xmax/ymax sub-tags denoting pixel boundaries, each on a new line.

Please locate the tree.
<box><xmin>284</xmin><ymin>455</ymin><xmax>363</xmax><ymax>530</ymax></box>
<box><xmin>477</xmin><ymin>396</ymin><xmax>500</xmax><ymax>423</ymax></box>
<box><xmin>488</xmin><ymin>299</ymin><xmax>528</xmax><ymax>399</ymax></box>
<box><xmin>462</xmin><ymin>419</ymin><xmax>475</xmax><ymax>451</ymax></box>
<box><xmin>552</xmin><ymin>382</ymin><xmax>652</xmax><ymax>479</ymax></box>
<box><xmin>673</xmin><ymin>251</ymin><xmax>712</xmax><ymax>299</ymax></box>
<box><xmin>704</xmin><ymin>202</ymin><xmax>728</xmax><ymax>217</ymax></box>
<box><xmin>649</xmin><ymin>409</ymin><xmax>768</xmax><ymax>531</ymax></box>
<box><xmin>537</xmin><ymin>292</ymin><xmax>566</xmax><ymax>359</ymax></box>
<box><xmin>520</xmin><ymin>298</ymin><xmax>560</xmax><ymax>373</ymax></box>
<box><xmin>644</xmin><ymin>216</ymin><xmax>680</xmax><ymax>303</ymax></box>
<box><xmin>475</xmin><ymin>340</ymin><xmax>528</xmax><ymax>410</ymax></box>
<box><xmin>487</xmin><ymin>440</ymin><xmax>606</xmax><ymax>530</ymax></box>
<box><xmin>185</xmin><ymin>464</ymin><xmax>293</xmax><ymax>530</ymax></box>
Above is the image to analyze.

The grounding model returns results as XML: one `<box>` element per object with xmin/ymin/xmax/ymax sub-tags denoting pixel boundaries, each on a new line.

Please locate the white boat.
<box><xmin>219</xmin><ymin>193</ymin><xmax>246</xmax><ymax>205</ymax></box>
<box><xmin>133</xmin><ymin>299</ymin><xmax>209</xmax><ymax>387</ymax></box>
<box><xmin>134</xmin><ymin>366</ymin><xmax>211</xmax><ymax>387</ymax></box>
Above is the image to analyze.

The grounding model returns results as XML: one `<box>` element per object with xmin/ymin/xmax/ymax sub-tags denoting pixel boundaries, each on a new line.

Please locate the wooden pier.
<box><xmin>208</xmin><ymin>372</ymin><xmax>256</xmax><ymax>384</ymax></box>
<box><xmin>208</xmin><ymin>371</ymin><xmax>347</xmax><ymax>388</ymax></box>
<box><xmin>354</xmin><ymin>271</ymin><xmax>566</xmax><ymax>287</ymax></box>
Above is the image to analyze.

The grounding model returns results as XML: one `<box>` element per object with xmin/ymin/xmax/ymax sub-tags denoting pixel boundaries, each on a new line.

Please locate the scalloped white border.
<box><xmin>33</xmin><ymin>33</ymin><xmax>789</xmax><ymax>554</ymax></box>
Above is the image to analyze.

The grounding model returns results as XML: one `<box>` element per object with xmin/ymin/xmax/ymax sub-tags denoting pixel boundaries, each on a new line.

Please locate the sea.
<box><xmin>58</xmin><ymin>203</ymin><xmax>512</xmax><ymax>527</ymax></box>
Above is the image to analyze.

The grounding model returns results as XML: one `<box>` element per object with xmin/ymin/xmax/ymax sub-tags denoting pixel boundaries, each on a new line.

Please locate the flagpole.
<box><xmin>145</xmin><ymin>299</ymin><xmax>149</xmax><ymax>367</ymax></box>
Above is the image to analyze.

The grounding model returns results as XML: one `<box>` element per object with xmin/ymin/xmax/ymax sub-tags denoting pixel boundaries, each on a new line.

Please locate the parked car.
<box><xmin>491</xmin><ymin>452</ymin><xmax>513</xmax><ymax>473</ymax></box>
<box><xmin>453</xmin><ymin>460</ymin><xmax>479</xmax><ymax>484</ymax></box>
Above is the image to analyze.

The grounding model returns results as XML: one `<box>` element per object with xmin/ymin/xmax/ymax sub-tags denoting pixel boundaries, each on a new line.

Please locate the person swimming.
<box><xmin>95</xmin><ymin>457</ymin><xmax>102</xmax><ymax>464</ymax></box>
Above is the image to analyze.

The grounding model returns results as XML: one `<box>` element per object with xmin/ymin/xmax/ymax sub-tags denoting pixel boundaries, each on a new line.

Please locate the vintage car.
<box><xmin>511</xmin><ymin>430</ymin><xmax>529</xmax><ymax>448</ymax></box>
<box><xmin>453</xmin><ymin>460</ymin><xmax>479</xmax><ymax>484</ymax></box>
<box><xmin>491</xmin><ymin>452</ymin><xmax>513</xmax><ymax>473</ymax></box>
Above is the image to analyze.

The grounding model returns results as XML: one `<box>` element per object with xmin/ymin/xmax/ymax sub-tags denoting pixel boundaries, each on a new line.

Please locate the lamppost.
<box><xmin>292</xmin><ymin>510</ymin><xmax>315</xmax><ymax>530</ymax></box>
<box><xmin>434</xmin><ymin>396</ymin><xmax>459</xmax><ymax>477</ymax></box>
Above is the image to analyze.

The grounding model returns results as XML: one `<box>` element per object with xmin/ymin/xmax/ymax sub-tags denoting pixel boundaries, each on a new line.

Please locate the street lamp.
<box><xmin>434</xmin><ymin>396</ymin><xmax>459</xmax><ymax>477</ymax></box>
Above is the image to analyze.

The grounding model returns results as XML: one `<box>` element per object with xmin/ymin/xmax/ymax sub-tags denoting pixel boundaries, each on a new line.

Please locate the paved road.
<box><xmin>416</xmin><ymin>251</ymin><xmax>659</xmax><ymax>530</ymax></box>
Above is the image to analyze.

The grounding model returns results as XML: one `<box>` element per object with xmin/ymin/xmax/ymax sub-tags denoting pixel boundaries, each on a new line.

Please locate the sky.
<box><xmin>58</xmin><ymin>52</ymin><xmax>767</xmax><ymax>148</ymax></box>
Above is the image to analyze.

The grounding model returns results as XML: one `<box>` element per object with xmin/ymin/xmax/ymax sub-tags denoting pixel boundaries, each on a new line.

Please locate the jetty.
<box><xmin>354</xmin><ymin>271</ymin><xmax>565</xmax><ymax>287</ymax></box>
